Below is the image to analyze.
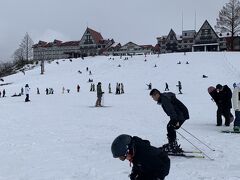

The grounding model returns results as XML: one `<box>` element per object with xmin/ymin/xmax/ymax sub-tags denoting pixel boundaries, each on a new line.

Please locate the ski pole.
<box><xmin>176</xmin><ymin>131</ymin><xmax>214</xmax><ymax>161</ymax></box>
<box><xmin>180</xmin><ymin>127</ymin><xmax>215</xmax><ymax>151</ymax></box>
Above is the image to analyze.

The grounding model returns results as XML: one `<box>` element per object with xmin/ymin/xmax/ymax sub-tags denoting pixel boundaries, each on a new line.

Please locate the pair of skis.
<box><xmin>168</xmin><ymin>150</ymin><xmax>205</xmax><ymax>159</ymax></box>
<box><xmin>221</xmin><ymin>130</ymin><xmax>240</xmax><ymax>134</ymax></box>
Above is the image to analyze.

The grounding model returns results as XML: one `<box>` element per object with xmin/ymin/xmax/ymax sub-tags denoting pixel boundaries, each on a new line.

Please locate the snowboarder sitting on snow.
<box><xmin>150</xmin><ymin>89</ymin><xmax>189</xmax><ymax>153</ymax></box>
<box><xmin>11</xmin><ymin>93</ymin><xmax>21</xmax><ymax>97</ymax></box>
<box><xmin>111</xmin><ymin>134</ymin><xmax>170</xmax><ymax>180</ymax></box>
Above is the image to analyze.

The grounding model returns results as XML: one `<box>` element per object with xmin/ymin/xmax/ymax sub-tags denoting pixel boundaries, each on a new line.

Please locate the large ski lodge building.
<box><xmin>33</xmin><ymin>20</ymin><xmax>240</xmax><ymax>60</ymax></box>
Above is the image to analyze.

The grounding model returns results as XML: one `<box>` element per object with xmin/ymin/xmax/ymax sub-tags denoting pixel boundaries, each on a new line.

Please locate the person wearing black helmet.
<box><xmin>111</xmin><ymin>134</ymin><xmax>170</xmax><ymax>180</ymax></box>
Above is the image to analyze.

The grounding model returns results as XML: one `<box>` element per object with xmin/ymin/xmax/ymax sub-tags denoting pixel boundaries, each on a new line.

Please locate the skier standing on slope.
<box><xmin>150</xmin><ymin>89</ymin><xmax>189</xmax><ymax>153</ymax></box>
<box><xmin>176</xmin><ymin>81</ymin><xmax>182</xmax><ymax>94</ymax></box>
<box><xmin>111</xmin><ymin>134</ymin><xmax>170</xmax><ymax>180</ymax></box>
<box><xmin>95</xmin><ymin>82</ymin><xmax>104</xmax><ymax>107</ymax></box>
<box><xmin>25</xmin><ymin>84</ymin><xmax>30</xmax><ymax>102</ymax></box>
<box><xmin>232</xmin><ymin>83</ymin><xmax>240</xmax><ymax>132</ymax></box>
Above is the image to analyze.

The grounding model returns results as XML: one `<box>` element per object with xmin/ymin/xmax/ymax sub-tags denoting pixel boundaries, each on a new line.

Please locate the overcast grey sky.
<box><xmin>0</xmin><ymin>0</ymin><xmax>228</xmax><ymax>61</ymax></box>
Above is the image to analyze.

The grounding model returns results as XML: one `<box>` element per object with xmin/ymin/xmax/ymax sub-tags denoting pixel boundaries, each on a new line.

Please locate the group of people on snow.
<box><xmin>208</xmin><ymin>83</ymin><xmax>240</xmax><ymax>132</ymax></box>
<box><xmin>111</xmin><ymin>88</ymin><xmax>189</xmax><ymax>180</ymax></box>
<box><xmin>111</xmin><ymin>82</ymin><xmax>240</xmax><ymax>179</ymax></box>
<box><xmin>146</xmin><ymin>81</ymin><xmax>181</xmax><ymax>94</ymax></box>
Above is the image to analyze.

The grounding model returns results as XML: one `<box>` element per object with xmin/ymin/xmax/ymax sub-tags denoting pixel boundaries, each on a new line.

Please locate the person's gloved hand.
<box><xmin>175</xmin><ymin>122</ymin><xmax>180</xmax><ymax>128</ymax></box>
<box><xmin>129</xmin><ymin>173</ymin><xmax>138</xmax><ymax>180</ymax></box>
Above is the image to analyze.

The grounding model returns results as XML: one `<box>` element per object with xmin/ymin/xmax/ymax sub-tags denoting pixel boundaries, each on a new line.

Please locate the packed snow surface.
<box><xmin>1</xmin><ymin>52</ymin><xmax>240</xmax><ymax>180</ymax></box>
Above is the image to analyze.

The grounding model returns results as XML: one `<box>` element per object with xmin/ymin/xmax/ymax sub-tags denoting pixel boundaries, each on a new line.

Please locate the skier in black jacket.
<box><xmin>150</xmin><ymin>89</ymin><xmax>189</xmax><ymax>152</ymax></box>
<box><xmin>208</xmin><ymin>84</ymin><xmax>233</xmax><ymax>126</ymax></box>
<box><xmin>111</xmin><ymin>134</ymin><xmax>170</xmax><ymax>180</ymax></box>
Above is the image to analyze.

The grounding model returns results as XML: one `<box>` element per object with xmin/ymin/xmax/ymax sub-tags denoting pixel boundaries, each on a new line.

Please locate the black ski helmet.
<box><xmin>111</xmin><ymin>134</ymin><xmax>132</xmax><ymax>158</ymax></box>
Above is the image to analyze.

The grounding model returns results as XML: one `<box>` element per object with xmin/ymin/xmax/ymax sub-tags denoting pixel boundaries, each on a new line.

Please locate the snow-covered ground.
<box><xmin>1</xmin><ymin>52</ymin><xmax>240</xmax><ymax>180</ymax></box>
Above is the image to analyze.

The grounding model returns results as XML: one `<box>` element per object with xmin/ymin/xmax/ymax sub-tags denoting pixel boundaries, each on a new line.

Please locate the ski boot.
<box><xmin>160</xmin><ymin>141</ymin><xmax>183</xmax><ymax>153</ymax></box>
<box><xmin>233</xmin><ymin>126</ymin><xmax>240</xmax><ymax>132</ymax></box>
<box><xmin>160</xmin><ymin>143</ymin><xmax>171</xmax><ymax>152</ymax></box>
<box><xmin>170</xmin><ymin>141</ymin><xmax>183</xmax><ymax>153</ymax></box>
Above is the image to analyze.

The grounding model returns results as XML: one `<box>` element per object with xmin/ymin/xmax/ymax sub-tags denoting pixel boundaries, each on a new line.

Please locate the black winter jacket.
<box><xmin>209</xmin><ymin>85</ymin><xmax>232</xmax><ymax>109</ymax></box>
<box><xmin>218</xmin><ymin>85</ymin><xmax>232</xmax><ymax>109</ymax></box>
<box><xmin>157</xmin><ymin>92</ymin><xmax>189</xmax><ymax>123</ymax></box>
<box><xmin>130</xmin><ymin>136</ymin><xmax>170</xmax><ymax>180</ymax></box>
<box><xmin>97</xmin><ymin>84</ymin><xmax>103</xmax><ymax>98</ymax></box>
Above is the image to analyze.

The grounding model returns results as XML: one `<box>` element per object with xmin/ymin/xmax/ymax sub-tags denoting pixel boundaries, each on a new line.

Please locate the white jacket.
<box><xmin>25</xmin><ymin>87</ymin><xmax>30</xmax><ymax>95</ymax></box>
<box><xmin>232</xmin><ymin>85</ymin><xmax>240</xmax><ymax>111</ymax></box>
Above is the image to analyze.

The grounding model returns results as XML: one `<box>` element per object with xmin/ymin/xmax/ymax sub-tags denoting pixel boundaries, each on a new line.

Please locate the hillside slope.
<box><xmin>1</xmin><ymin>52</ymin><xmax>240</xmax><ymax>180</ymax></box>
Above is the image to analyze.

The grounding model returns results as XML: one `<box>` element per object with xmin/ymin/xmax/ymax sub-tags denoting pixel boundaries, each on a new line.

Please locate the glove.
<box><xmin>175</xmin><ymin>122</ymin><xmax>180</xmax><ymax>128</ymax></box>
<box><xmin>169</xmin><ymin>121</ymin><xmax>179</xmax><ymax>128</ymax></box>
<box><xmin>129</xmin><ymin>173</ymin><xmax>138</xmax><ymax>180</ymax></box>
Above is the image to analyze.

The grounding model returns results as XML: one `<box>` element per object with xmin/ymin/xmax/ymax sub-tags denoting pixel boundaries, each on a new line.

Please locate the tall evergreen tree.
<box><xmin>215</xmin><ymin>0</ymin><xmax>240</xmax><ymax>50</ymax></box>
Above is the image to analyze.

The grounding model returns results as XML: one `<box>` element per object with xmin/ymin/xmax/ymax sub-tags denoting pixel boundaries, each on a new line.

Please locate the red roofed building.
<box><xmin>112</xmin><ymin>42</ymin><xmax>154</xmax><ymax>56</ymax></box>
<box><xmin>79</xmin><ymin>27</ymin><xmax>114</xmax><ymax>56</ymax></box>
<box><xmin>33</xmin><ymin>39</ymin><xmax>80</xmax><ymax>60</ymax></box>
<box><xmin>33</xmin><ymin>27</ymin><xmax>114</xmax><ymax>60</ymax></box>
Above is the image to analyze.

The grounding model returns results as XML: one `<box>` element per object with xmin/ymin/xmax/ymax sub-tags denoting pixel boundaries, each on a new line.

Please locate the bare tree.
<box><xmin>13</xmin><ymin>48</ymin><xmax>24</xmax><ymax>62</ymax></box>
<box><xmin>20</xmin><ymin>32</ymin><xmax>34</xmax><ymax>61</ymax></box>
<box><xmin>215</xmin><ymin>0</ymin><xmax>240</xmax><ymax>50</ymax></box>
<box><xmin>12</xmin><ymin>32</ymin><xmax>34</xmax><ymax>68</ymax></box>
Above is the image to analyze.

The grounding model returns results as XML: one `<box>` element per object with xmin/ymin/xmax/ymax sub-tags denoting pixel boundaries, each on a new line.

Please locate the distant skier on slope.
<box><xmin>108</xmin><ymin>83</ymin><xmax>112</xmax><ymax>93</ymax></box>
<box><xmin>120</xmin><ymin>83</ymin><xmax>124</xmax><ymax>94</ymax></box>
<box><xmin>77</xmin><ymin>84</ymin><xmax>80</xmax><ymax>92</ymax></box>
<box><xmin>111</xmin><ymin>134</ymin><xmax>170</xmax><ymax>180</ymax></box>
<box><xmin>95</xmin><ymin>82</ymin><xmax>104</xmax><ymax>107</ymax></box>
<box><xmin>146</xmin><ymin>82</ymin><xmax>152</xmax><ymax>90</ymax></box>
<box><xmin>176</xmin><ymin>81</ymin><xmax>182</xmax><ymax>94</ymax></box>
<box><xmin>25</xmin><ymin>84</ymin><xmax>30</xmax><ymax>102</ymax></box>
<box><xmin>165</xmin><ymin>82</ymin><xmax>169</xmax><ymax>91</ymax></box>
<box><xmin>232</xmin><ymin>83</ymin><xmax>240</xmax><ymax>132</ymax></box>
<box><xmin>150</xmin><ymin>89</ymin><xmax>189</xmax><ymax>153</ymax></box>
